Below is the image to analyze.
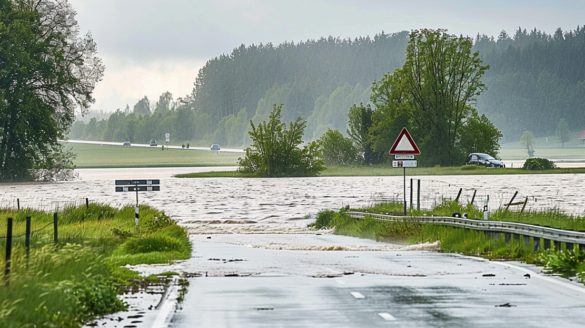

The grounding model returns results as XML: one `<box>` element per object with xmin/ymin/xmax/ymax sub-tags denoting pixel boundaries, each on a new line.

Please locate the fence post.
<box><xmin>470</xmin><ymin>190</ymin><xmax>477</xmax><ymax>206</ymax></box>
<box><xmin>417</xmin><ymin>179</ymin><xmax>421</xmax><ymax>211</ymax></box>
<box><xmin>53</xmin><ymin>212</ymin><xmax>58</xmax><ymax>244</ymax></box>
<box><xmin>5</xmin><ymin>218</ymin><xmax>13</xmax><ymax>282</ymax></box>
<box><xmin>25</xmin><ymin>217</ymin><xmax>31</xmax><ymax>258</ymax></box>
<box><xmin>505</xmin><ymin>191</ymin><xmax>519</xmax><ymax>211</ymax></box>
<box><xmin>454</xmin><ymin>188</ymin><xmax>463</xmax><ymax>203</ymax></box>
<box><xmin>17</xmin><ymin>199</ymin><xmax>20</xmax><ymax>211</ymax></box>
<box><xmin>410</xmin><ymin>179</ymin><xmax>413</xmax><ymax>210</ymax></box>
<box><xmin>86</xmin><ymin>198</ymin><xmax>89</xmax><ymax>209</ymax></box>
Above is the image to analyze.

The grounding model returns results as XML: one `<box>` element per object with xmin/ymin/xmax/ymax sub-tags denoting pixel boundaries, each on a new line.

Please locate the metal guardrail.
<box><xmin>348</xmin><ymin>211</ymin><xmax>585</xmax><ymax>245</ymax></box>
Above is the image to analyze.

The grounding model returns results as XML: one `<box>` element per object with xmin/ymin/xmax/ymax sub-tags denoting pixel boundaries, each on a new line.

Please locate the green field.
<box><xmin>499</xmin><ymin>147</ymin><xmax>585</xmax><ymax>160</ymax></box>
<box><xmin>69</xmin><ymin>143</ymin><xmax>241</xmax><ymax>168</ymax></box>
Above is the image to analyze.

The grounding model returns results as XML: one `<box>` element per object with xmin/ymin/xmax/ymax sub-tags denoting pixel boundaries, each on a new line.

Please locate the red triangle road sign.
<box><xmin>389</xmin><ymin>128</ymin><xmax>420</xmax><ymax>155</ymax></box>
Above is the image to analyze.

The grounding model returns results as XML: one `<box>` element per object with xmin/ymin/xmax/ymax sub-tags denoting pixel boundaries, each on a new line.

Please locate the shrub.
<box><xmin>522</xmin><ymin>158</ymin><xmax>556</xmax><ymax>170</ymax></box>
<box><xmin>313</xmin><ymin>210</ymin><xmax>336</xmax><ymax>229</ymax></box>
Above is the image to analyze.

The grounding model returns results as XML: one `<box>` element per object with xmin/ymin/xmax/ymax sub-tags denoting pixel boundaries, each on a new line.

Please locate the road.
<box><xmin>91</xmin><ymin>234</ymin><xmax>585</xmax><ymax>328</ymax></box>
<box><xmin>62</xmin><ymin>139</ymin><xmax>245</xmax><ymax>153</ymax></box>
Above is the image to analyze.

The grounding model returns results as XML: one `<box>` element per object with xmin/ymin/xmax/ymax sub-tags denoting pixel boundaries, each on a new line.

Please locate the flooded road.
<box><xmin>6</xmin><ymin>167</ymin><xmax>577</xmax><ymax>327</ymax></box>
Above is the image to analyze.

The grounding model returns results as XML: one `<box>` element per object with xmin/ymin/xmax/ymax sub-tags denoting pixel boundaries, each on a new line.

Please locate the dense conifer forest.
<box><xmin>69</xmin><ymin>26</ymin><xmax>585</xmax><ymax>147</ymax></box>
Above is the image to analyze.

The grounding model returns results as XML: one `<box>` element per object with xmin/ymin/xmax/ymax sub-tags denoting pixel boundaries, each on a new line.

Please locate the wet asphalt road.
<box><xmin>162</xmin><ymin>235</ymin><xmax>585</xmax><ymax>328</ymax></box>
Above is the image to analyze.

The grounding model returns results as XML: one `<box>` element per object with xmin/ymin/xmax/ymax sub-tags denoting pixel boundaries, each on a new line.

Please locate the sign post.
<box><xmin>389</xmin><ymin>128</ymin><xmax>420</xmax><ymax>216</ymax></box>
<box><xmin>115</xmin><ymin>180</ymin><xmax>160</xmax><ymax>225</ymax></box>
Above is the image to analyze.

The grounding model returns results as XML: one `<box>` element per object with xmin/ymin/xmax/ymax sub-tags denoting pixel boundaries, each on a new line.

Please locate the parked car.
<box><xmin>150</xmin><ymin>140</ymin><xmax>157</xmax><ymax>146</ymax></box>
<box><xmin>466</xmin><ymin>153</ymin><xmax>505</xmax><ymax>168</ymax></box>
<box><xmin>210</xmin><ymin>144</ymin><xmax>220</xmax><ymax>151</ymax></box>
<box><xmin>123</xmin><ymin>142</ymin><xmax>131</xmax><ymax>146</ymax></box>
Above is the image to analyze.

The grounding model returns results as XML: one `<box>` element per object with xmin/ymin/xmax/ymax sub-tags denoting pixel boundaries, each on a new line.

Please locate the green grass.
<box><xmin>177</xmin><ymin>164</ymin><xmax>585</xmax><ymax>178</ymax></box>
<box><xmin>319</xmin><ymin>201</ymin><xmax>585</xmax><ymax>283</ymax></box>
<box><xmin>0</xmin><ymin>204</ymin><xmax>191</xmax><ymax>327</ymax></box>
<box><xmin>69</xmin><ymin>143</ymin><xmax>241</xmax><ymax>168</ymax></box>
<box><xmin>499</xmin><ymin>147</ymin><xmax>585</xmax><ymax>160</ymax></box>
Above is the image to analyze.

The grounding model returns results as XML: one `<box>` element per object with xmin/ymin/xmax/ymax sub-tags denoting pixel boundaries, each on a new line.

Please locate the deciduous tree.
<box><xmin>0</xmin><ymin>0</ymin><xmax>104</xmax><ymax>181</ymax></box>
<box><xmin>238</xmin><ymin>104</ymin><xmax>324</xmax><ymax>177</ymax></box>
<box><xmin>371</xmin><ymin>29</ymin><xmax>495</xmax><ymax>166</ymax></box>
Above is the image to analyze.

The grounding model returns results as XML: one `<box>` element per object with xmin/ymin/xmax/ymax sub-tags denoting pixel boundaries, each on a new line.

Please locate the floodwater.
<box><xmin>1</xmin><ymin>167</ymin><xmax>585</xmax><ymax>236</ymax></box>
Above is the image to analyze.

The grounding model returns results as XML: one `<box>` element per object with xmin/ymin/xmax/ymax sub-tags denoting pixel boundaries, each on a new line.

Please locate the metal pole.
<box><xmin>17</xmin><ymin>199</ymin><xmax>20</xmax><ymax>211</ymax></box>
<box><xmin>135</xmin><ymin>181</ymin><xmax>139</xmax><ymax>226</ymax></box>
<box><xmin>410</xmin><ymin>178</ymin><xmax>413</xmax><ymax>210</ymax></box>
<box><xmin>403</xmin><ymin>167</ymin><xmax>406</xmax><ymax>216</ymax></box>
<box><xmin>5</xmin><ymin>218</ymin><xmax>13</xmax><ymax>281</ymax></box>
<box><xmin>86</xmin><ymin>198</ymin><xmax>89</xmax><ymax>209</ymax></box>
<box><xmin>417</xmin><ymin>179</ymin><xmax>421</xmax><ymax>211</ymax></box>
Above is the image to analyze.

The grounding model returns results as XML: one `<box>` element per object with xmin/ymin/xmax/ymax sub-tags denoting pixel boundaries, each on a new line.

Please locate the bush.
<box><xmin>522</xmin><ymin>158</ymin><xmax>556</xmax><ymax>170</ymax></box>
<box><xmin>313</xmin><ymin>210</ymin><xmax>336</xmax><ymax>229</ymax></box>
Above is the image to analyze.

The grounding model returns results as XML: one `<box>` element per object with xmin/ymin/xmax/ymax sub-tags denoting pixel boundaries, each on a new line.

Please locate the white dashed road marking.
<box><xmin>378</xmin><ymin>313</ymin><xmax>397</xmax><ymax>321</ymax></box>
<box><xmin>350</xmin><ymin>292</ymin><xmax>365</xmax><ymax>299</ymax></box>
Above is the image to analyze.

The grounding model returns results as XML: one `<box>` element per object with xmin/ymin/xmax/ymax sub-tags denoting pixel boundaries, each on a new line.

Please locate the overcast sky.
<box><xmin>68</xmin><ymin>0</ymin><xmax>585</xmax><ymax>113</ymax></box>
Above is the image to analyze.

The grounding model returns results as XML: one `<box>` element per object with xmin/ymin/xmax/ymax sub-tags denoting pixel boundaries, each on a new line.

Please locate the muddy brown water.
<box><xmin>1</xmin><ymin>167</ymin><xmax>584</xmax><ymax>234</ymax></box>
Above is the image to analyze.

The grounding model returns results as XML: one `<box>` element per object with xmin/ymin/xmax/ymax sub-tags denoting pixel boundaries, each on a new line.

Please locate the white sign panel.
<box><xmin>392</xmin><ymin>160</ymin><xmax>418</xmax><ymax>168</ymax></box>
<box><xmin>165</xmin><ymin>133</ymin><xmax>170</xmax><ymax>142</ymax></box>
<box><xmin>395</xmin><ymin>155</ymin><xmax>415</xmax><ymax>160</ymax></box>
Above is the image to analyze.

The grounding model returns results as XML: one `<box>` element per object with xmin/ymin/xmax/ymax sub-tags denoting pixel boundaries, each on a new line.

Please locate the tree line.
<box><xmin>71</xmin><ymin>25</ymin><xmax>585</xmax><ymax>149</ymax></box>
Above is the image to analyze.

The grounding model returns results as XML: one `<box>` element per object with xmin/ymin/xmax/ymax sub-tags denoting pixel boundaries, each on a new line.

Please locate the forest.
<box><xmin>68</xmin><ymin>26</ymin><xmax>585</xmax><ymax>148</ymax></box>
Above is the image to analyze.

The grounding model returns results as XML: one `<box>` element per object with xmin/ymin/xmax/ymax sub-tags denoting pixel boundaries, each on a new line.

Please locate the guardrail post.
<box><xmin>17</xmin><ymin>199</ymin><xmax>20</xmax><ymax>211</ymax></box>
<box><xmin>579</xmin><ymin>244</ymin><xmax>585</xmax><ymax>252</ymax></box>
<box><xmin>504</xmin><ymin>233</ymin><xmax>511</xmax><ymax>243</ymax></box>
<box><xmin>25</xmin><ymin>216</ymin><xmax>31</xmax><ymax>258</ymax></box>
<box><xmin>495</xmin><ymin>233</ymin><xmax>501</xmax><ymax>241</ymax></box>
<box><xmin>523</xmin><ymin>235</ymin><xmax>530</xmax><ymax>247</ymax></box>
<box><xmin>565</xmin><ymin>242</ymin><xmax>574</xmax><ymax>251</ymax></box>
<box><xmin>543</xmin><ymin>239</ymin><xmax>551</xmax><ymax>250</ymax></box>
<box><xmin>86</xmin><ymin>198</ymin><xmax>89</xmax><ymax>209</ymax></box>
<box><xmin>554</xmin><ymin>240</ymin><xmax>561</xmax><ymax>250</ymax></box>
<box><xmin>53</xmin><ymin>212</ymin><xmax>58</xmax><ymax>244</ymax></box>
<box><xmin>470</xmin><ymin>190</ymin><xmax>476</xmax><ymax>206</ymax></box>
<box><xmin>533</xmin><ymin>237</ymin><xmax>540</xmax><ymax>252</ymax></box>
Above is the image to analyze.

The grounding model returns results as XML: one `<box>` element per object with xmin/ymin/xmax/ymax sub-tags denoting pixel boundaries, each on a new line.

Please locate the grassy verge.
<box><xmin>69</xmin><ymin>143</ymin><xmax>241</xmax><ymax>168</ymax></box>
<box><xmin>313</xmin><ymin>201</ymin><xmax>585</xmax><ymax>283</ymax></box>
<box><xmin>0</xmin><ymin>204</ymin><xmax>191</xmax><ymax>328</ymax></box>
<box><xmin>176</xmin><ymin>164</ymin><xmax>585</xmax><ymax>178</ymax></box>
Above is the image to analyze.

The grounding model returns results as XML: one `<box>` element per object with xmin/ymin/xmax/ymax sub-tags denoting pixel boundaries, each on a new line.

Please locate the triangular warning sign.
<box><xmin>389</xmin><ymin>128</ymin><xmax>420</xmax><ymax>155</ymax></box>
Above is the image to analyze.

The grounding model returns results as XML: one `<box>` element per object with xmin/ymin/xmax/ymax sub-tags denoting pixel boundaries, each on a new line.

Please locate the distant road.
<box><xmin>61</xmin><ymin>139</ymin><xmax>245</xmax><ymax>153</ymax></box>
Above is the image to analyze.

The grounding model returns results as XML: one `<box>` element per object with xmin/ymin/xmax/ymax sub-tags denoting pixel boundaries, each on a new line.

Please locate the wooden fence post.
<box><xmin>53</xmin><ymin>213</ymin><xmax>58</xmax><ymax>244</ymax></box>
<box><xmin>25</xmin><ymin>216</ymin><xmax>31</xmax><ymax>258</ymax></box>
<box><xmin>5</xmin><ymin>218</ymin><xmax>13</xmax><ymax>282</ymax></box>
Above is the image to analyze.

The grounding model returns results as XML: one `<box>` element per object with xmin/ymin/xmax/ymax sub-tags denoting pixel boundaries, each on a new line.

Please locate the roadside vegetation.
<box><xmin>311</xmin><ymin>201</ymin><xmax>585</xmax><ymax>284</ymax></box>
<box><xmin>0</xmin><ymin>204</ymin><xmax>191</xmax><ymax>327</ymax></box>
<box><xmin>176</xmin><ymin>164</ymin><xmax>585</xmax><ymax>178</ymax></box>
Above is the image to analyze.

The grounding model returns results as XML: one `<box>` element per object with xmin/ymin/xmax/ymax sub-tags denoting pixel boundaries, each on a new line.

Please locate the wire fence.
<box><xmin>365</xmin><ymin>178</ymin><xmax>582</xmax><ymax>216</ymax></box>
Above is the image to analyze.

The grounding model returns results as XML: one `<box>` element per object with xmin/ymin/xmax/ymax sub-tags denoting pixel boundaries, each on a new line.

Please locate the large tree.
<box><xmin>371</xmin><ymin>29</ymin><xmax>495</xmax><ymax>166</ymax></box>
<box><xmin>347</xmin><ymin>103</ymin><xmax>380</xmax><ymax>165</ymax></box>
<box><xmin>238</xmin><ymin>104</ymin><xmax>324</xmax><ymax>177</ymax></box>
<box><xmin>0</xmin><ymin>0</ymin><xmax>104</xmax><ymax>181</ymax></box>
